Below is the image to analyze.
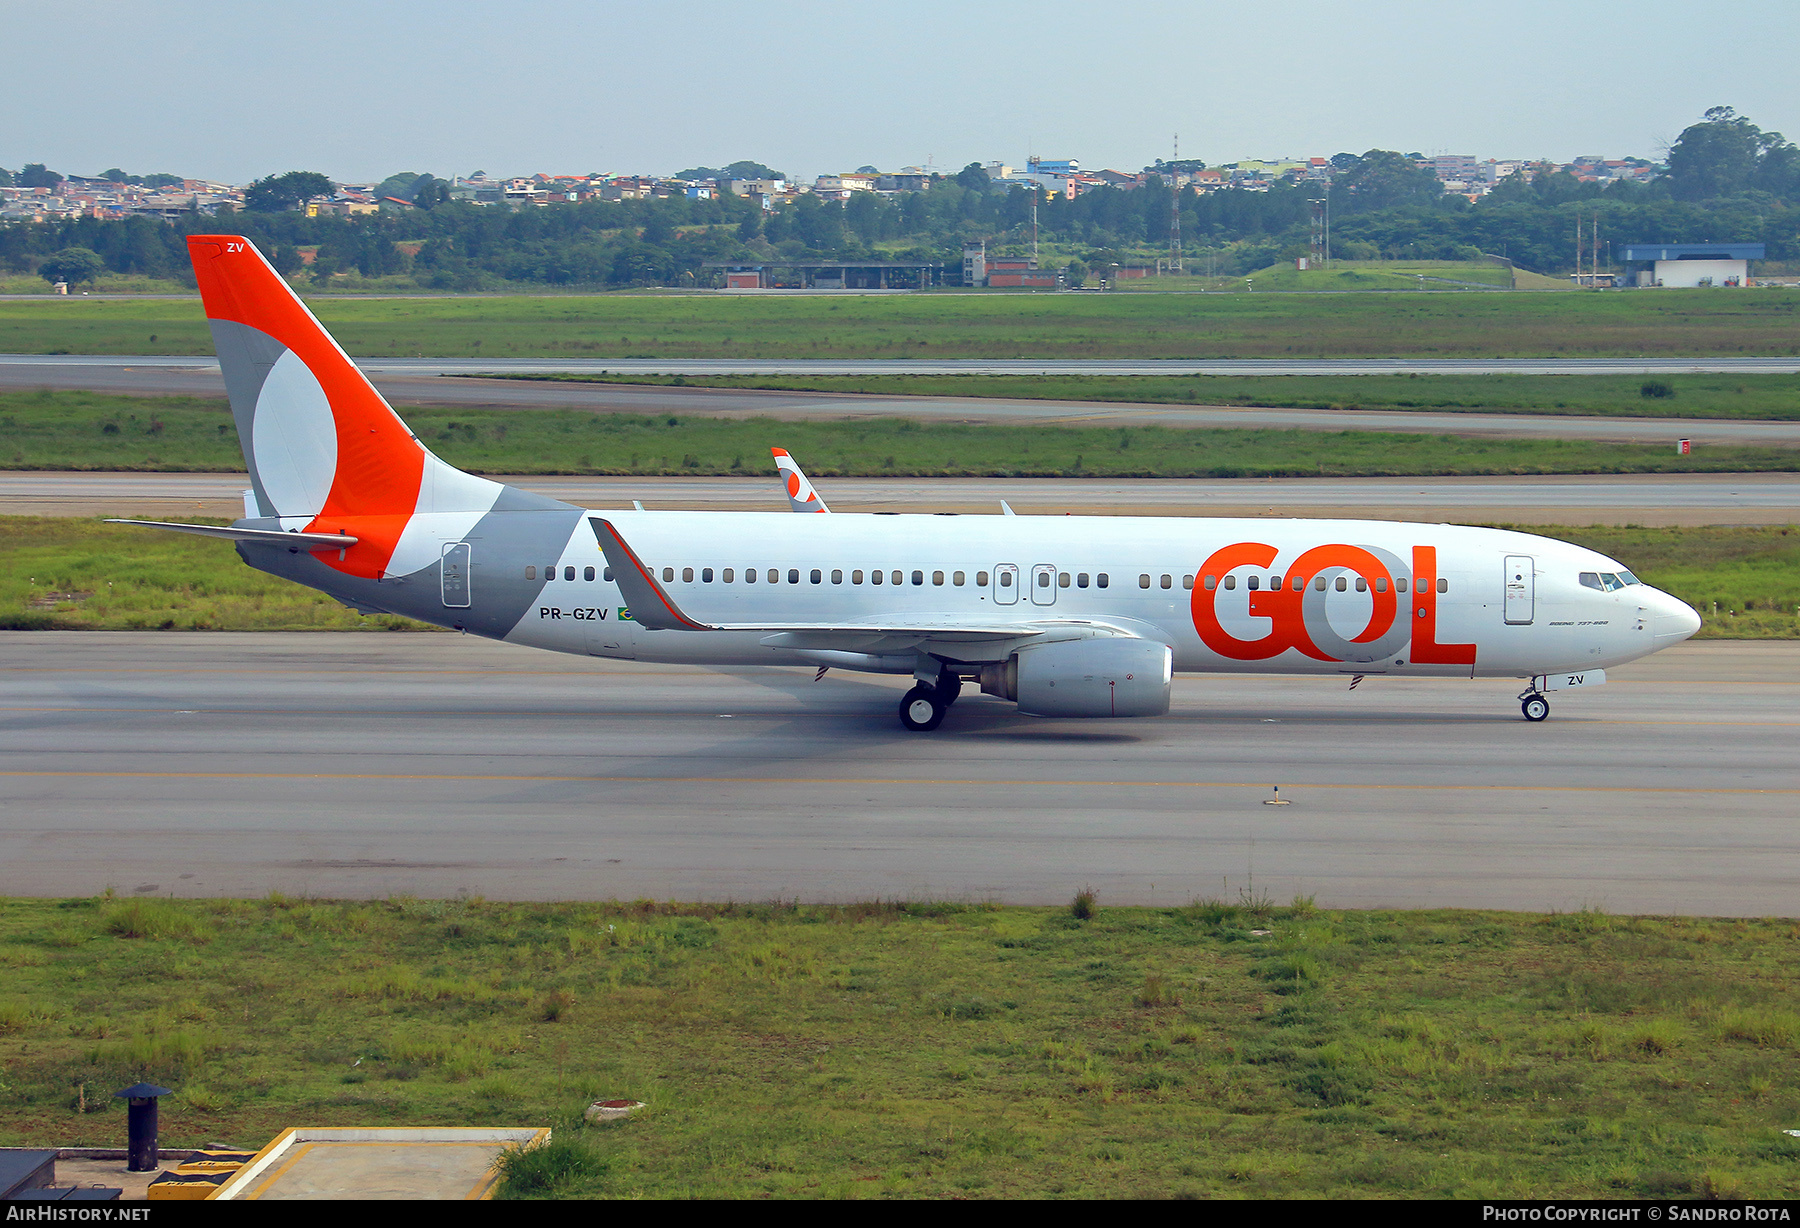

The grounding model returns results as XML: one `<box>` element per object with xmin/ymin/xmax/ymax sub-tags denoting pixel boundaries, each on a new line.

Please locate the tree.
<box><xmin>955</xmin><ymin>162</ymin><xmax>990</xmax><ymax>191</ymax></box>
<box><xmin>674</xmin><ymin>160</ymin><xmax>786</xmax><ymax>183</ymax></box>
<box><xmin>0</xmin><ymin>168</ymin><xmax>13</xmax><ymax>188</ymax></box>
<box><xmin>1666</xmin><ymin>106</ymin><xmax>1796</xmax><ymax>200</ymax></box>
<box><xmin>244</xmin><ymin>171</ymin><xmax>335</xmax><ymax>212</ymax></box>
<box><xmin>375</xmin><ymin>172</ymin><xmax>421</xmax><ymax>201</ymax></box>
<box><xmin>410</xmin><ymin>174</ymin><xmax>450</xmax><ymax>209</ymax></box>
<box><xmin>99</xmin><ymin>168</ymin><xmax>133</xmax><ymax>183</ymax></box>
<box><xmin>39</xmin><ymin>247</ymin><xmax>106</xmax><ymax>285</ymax></box>
<box><xmin>19</xmin><ymin>163</ymin><xmax>63</xmax><ymax>189</ymax></box>
<box><xmin>140</xmin><ymin>173</ymin><xmax>183</xmax><ymax>189</ymax></box>
<box><xmin>1064</xmin><ymin>258</ymin><xmax>1089</xmax><ymax>287</ymax></box>
<box><xmin>1330</xmin><ymin>150</ymin><xmax>1442</xmax><ymax>213</ymax></box>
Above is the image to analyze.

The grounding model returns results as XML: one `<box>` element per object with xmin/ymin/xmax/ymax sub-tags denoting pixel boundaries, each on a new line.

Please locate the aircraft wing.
<box><xmin>592</xmin><ymin>516</ymin><xmax>1059</xmax><ymax>643</ymax></box>
<box><xmin>105</xmin><ymin>519</ymin><xmax>359</xmax><ymax>550</ymax></box>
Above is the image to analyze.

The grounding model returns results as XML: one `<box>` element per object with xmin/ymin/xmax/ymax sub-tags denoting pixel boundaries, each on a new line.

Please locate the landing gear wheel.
<box><xmin>1521</xmin><ymin>694</ymin><xmax>1549</xmax><ymax>722</ymax></box>
<box><xmin>899</xmin><ymin>684</ymin><xmax>946</xmax><ymax>732</ymax></box>
<box><xmin>935</xmin><ymin>673</ymin><xmax>962</xmax><ymax>708</ymax></box>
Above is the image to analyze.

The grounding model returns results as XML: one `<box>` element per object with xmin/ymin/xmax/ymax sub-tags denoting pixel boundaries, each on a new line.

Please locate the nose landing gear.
<box><xmin>1518</xmin><ymin>689</ymin><xmax>1549</xmax><ymax>722</ymax></box>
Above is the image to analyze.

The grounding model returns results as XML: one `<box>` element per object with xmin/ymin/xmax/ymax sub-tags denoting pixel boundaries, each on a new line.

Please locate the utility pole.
<box><xmin>1169</xmin><ymin>133</ymin><xmax>1183</xmax><ymax>274</ymax></box>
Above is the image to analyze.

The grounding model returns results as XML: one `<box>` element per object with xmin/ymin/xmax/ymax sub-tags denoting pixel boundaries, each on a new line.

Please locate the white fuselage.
<box><xmin>499</xmin><ymin>510</ymin><xmax>1699</xmax><ymax>679</ymax></box>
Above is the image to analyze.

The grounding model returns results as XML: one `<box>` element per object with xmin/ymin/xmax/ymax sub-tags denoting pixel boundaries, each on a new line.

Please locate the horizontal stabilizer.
<box><xmin>105</xmin><ymin>519</ymin><xmax>358</xmax><ymax>550</ymax></box>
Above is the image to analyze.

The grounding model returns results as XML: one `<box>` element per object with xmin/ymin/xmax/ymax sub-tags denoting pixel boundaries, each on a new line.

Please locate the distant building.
<box><xmin>1619</xmin><ymin>243</ymin><xmax>1763</xmax><ymax>288</ymax></box>
<box><xmin>1432</xmin><ymin>154</ymin><xmax>1480</xmax><ymax>182</ymax></box>
<box><xmin>963</xmin><ymin>241</ymin><xmax>987</xmax><ymax>286</ymax></box>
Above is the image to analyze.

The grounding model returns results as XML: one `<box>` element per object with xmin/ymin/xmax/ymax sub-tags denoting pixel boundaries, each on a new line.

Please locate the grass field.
<box><xmin>4</xmin><ymin>391</ymin><xmax>1797</xmax><ymax>479</ymax></box>
<box><xmin>4</xmin><ymin>517</ymin><xmax>1793</xmax><ymax>638</ymax></box>
<box><xmin>516</xmin><ymin>371</ymin><xmax>1800</xmax><ymax>422</ymax></box>
<box><xmin>2</xmin><ymin>894</ymin><xmax>1798</xmax><ymax>1199</ymax></box>
<box><xmin>5</xmin><ymin>287</ymin><xmax>1800</xmax><ymax>358</ymax></box>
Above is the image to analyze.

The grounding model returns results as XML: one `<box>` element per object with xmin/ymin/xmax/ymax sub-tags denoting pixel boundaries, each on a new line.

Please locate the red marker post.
<box><xmin>1678</xmin><ymin>438</ymin><xmax>1692</xmax><ymax>455</ymax></box>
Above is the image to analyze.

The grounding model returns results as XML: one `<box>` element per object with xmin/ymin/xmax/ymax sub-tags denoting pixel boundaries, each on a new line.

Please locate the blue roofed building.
<box><xmin>1619</xmin><ymin>242</ymin><xmax>1764</xmax><ymax>288</ymax></box>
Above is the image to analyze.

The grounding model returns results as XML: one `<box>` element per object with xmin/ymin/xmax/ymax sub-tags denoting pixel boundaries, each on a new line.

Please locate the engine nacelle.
<box><xmin>980</xmin><ymin>637</ymin><xmax>1172</xmax><ymax>717</ymax></box>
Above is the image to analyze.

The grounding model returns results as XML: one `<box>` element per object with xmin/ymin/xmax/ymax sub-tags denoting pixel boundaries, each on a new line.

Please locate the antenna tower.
<box><xmin>1169</xmin><ymin>133</ymin><xmax>1183</xmax><ymax>273</ymax></box>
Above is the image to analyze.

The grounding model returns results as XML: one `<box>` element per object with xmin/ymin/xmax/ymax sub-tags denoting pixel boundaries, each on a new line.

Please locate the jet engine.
<box><xmin>979</xmin><ymin>637</ymin><xmax>1172</xmax><ymax>717</ymax></box>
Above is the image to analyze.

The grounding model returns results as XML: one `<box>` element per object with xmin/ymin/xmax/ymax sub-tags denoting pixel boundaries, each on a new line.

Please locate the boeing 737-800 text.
<box><xmin>112</xmin><ymin>237</ymin><xmax>1702</xmax><ymax>731</ymax></box>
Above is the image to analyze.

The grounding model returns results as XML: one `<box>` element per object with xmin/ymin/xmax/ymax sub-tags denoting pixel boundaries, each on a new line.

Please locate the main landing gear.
<box><xmin>1518</xmin><ymin>688</ymin><xmax>1550</xmax><ymax>722</ymax></box>
<box><xmin>899</xmin><ymin>671</ymin><xmax>962</xmax><ymax>732</ymax></box>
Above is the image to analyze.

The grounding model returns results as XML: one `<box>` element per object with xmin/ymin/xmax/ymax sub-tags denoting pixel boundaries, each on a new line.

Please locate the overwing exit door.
<box><xmin>992</xmin><ymin>563</ymin><xmax>1019</xmax><ymax>605</ymax></box>
<box><xmin>1503</xmin><ymin>555</ymin><xmax>1534</xmax><ymax>625</ymax></box>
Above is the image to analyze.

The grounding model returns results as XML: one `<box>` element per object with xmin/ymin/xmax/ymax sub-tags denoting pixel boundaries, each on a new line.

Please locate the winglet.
<box><xmin>589</xmin><ymin>518</ymin><xmax>715</xmax><ymax>631</ymax></box>
<box><xmin>772</xmin><ymin>447</ymin><xmax>830</xmax><ymax>512</ymax></box>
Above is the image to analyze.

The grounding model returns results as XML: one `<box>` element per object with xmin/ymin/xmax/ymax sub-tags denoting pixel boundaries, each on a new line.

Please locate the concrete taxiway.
<box><xmin>2</xmin><ymin>633</ymin><xmax>1794</xmax><ymax>915</ymax></box>
<box><xmin>2</xmin><ymin>358</ymin><xmax>1795</xmax><ymax>447</ymax></box>
<box><xmin>6</xmin><ymin>470</ymin><xmax>1796</xmax><ymax>526</ymax></box>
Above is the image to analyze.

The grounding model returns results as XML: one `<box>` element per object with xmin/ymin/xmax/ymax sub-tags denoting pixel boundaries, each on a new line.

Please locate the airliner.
<box><xmin>112</xmin><ymin>236</ymin><xmax>1702</xmax><ymax>731</ymax></box>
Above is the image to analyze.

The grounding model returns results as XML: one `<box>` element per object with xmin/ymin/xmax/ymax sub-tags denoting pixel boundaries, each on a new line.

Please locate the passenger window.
<box><xmin>1396</xmin><ymin>578</ymin><xmax>1408</xmax><ymax>593</ymax></box>
<box><xmin>660</xmin><ymin>567</ymin><xmax>672</xmax><ymax>582</ymax></box>
<box><xmin>1335</xmin><ymin>576</ymin><xmax>1346</xmax><ymax>592</ymax></box>
<box><xmin>699</xmin><ymin>568</ymin><xmax>711</xmax><ymax>583</ymax></box>
<box><xmin>682</xmin><ymin>567</ymin><xmax>694</xmax><ymax>583</ymax></box>
<box><xmin>934</xmin><ymin>571</ymin><xmax>945</xmax><ymax>586</ymax></box>
<box><xmin>1160</xmin><ymin>574</ymin><xmax>1171</xmax><ymax>589</ymax></box>
<box><xmin>1058</xmin><ymin>572</ymin><xmax>1070</xmax><ymax>588</ymax></box>
<box><xmin>1182</xmin><ymin>575</ymin><xmax>1194</xmax><ymax>590</ymax></box>
<box><xmin>1291</xmin><ymin>576</ymin><xmax>1303</xmax><ymax>592</ymax></box>
<box><xmin>604</xmin><ymin>567</ymin><xmax>613</xmax><ymax>582</ymax></box>
<box><xmin>832</xmin><ymin>569</ymin><xmax>843</xmax><ymax>584</ymax></box>
<box><xmin>954</xmin><ymin>571</ymin><xmax>966</xmax><ymax>586</ymax></box>
<box><xmin>998</xmin><ymin>572</ymin><xmax>1010</xmax><ymax>587</ymax></box>
<box><xmin>853</xmin><ymin>570</ymin><xmax>864</xmax><ymax>584</ymax></box>
<box><xmin>584</xmin><ymin>566</ymin><xmax>596</xmax><ymax>582</ymax></box>
<box><xmin>811</xmin><ymin>569</ymin><xmax>822</xmax><ymax>584</ymax></box>
<box><xmin>1270</xmin><ymin>575</ymin><xmax>1282</xmax><ymax>589</ymax></box>
<box><xmin>1247</xmin><ymin>575</ymin><xmax>1260</xmax><ymax>590</ymax></box>
<box><xmin>893</xmin><ymin>571</ymin><xmax>903</xmax><ymax>586</ymax></box>
<box><xmin>723</xmin><ymin>568</ymin><xmax>733</xmax><ymax>583</ymax></box>
<box><xmin>1097</xmin><ymin>573</ymin><xmax>1109</xmax><ymax>588</ymax></box>
<box><xmin>547</xmin><ymin>564</ymin><xmax>559</xmax><ymax>580</ymax></box>
<box><xmin>1078</xmin><ymin>573</ymin><xmax>1091</xmax><ymax>588</ymax></box>
<box><xmin>1039</xmin><ymin>572</ymin><xmax>1052</xmax><ymax>588</ymax></box>
<box><xmin>767</xmin><ymin>569</ymin><xmax>778</xmax><ymax>583</ymax></box>
<box><xmin>976</xmin><ymin>571</ymin><xmax>989</xmax><ymax>586</ymax></box>
<box><xmin>1203</xmin><ymin>575</ymin><xmax>1217</xmax><ymax>591</ymax></box>
<box><xmin>1437</xmin><ymin>578</ymin><xmax>1448</xmax><ymax>594</ymax></box>
<box><xmin>912</xmin><ymin>571</ymin><xmax>924</xmax><ymax>586</ymax></box>
<box><xmin>873</xmin><ymin>570</ymin><xmax>884</xmax><ymax>585</ymax></box>
<box><xmin>1139</xmin><ymin>574</ymin><xmax>1151</xmax><ymax>589</ymax></box>
<box><xmin>526</xmin><ymin>566</ymin><xmax>536</xmax><ymax>580</ymax></box>
<box><xmin>1223</xmin><ymin>575</ymin><xmax>1236</xmax><ymax>590</ymax></box>
<box><xmin>745</xmin><ymin>568</ymin><xmax>756</xmax><ymax>583</ymax></box>
<box><xmin>1313</xmin><ymin>576</ymin><xmax>1326</xmax><ymax>591</ymax></box>
<box><xmin>788</xmin><ymin>569</ymin><xmax>800</xmax><ymax>585</ymax></box>
<box><xmin>559</xmin><ymin>566</ymin><xmax>570</xmax><ymax>581</ymax></box>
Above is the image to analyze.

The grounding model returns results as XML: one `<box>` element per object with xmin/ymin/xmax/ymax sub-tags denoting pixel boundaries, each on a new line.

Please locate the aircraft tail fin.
<box><xmin>187</xmin><ymin>235</ymin><xmax>504</xmax><ymax>578</ymax></box>
<box><xmin>771</xmin><ymin>447</ymin><xmax>830</xmax><ymax>512</ymax></box>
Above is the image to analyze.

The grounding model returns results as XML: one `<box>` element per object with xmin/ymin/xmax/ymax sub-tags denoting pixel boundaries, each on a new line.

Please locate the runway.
<box><xmin>2</xmin><ymin>634</ymin><xmax>1793</xmax><ymax>915</ymax></box>
<box><xmin>11</xmin><ymin>354</ymin><xmax>1800</xmax><ymax>376</ymax></box>
<box><xmin>8</xmin><ymin>470</ymin><xmax>1797</xmax><ymax>526</ymax></box>
<box><xmin>4</xmin><ymin>357</ymin><xmax>1795</xmax><ymax>446</ymax></box>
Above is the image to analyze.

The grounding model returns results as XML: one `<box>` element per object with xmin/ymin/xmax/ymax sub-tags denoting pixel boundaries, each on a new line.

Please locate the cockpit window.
<box><xmin>1617</xmin><ymin>569</ymin><xmax>1640</xmax><ymax>586</ymax></box>
<box><xmin>1600</xmin><ymin>573</ymin><xmax>1624</xmax><ymax>591</ymax></box>
<box><xmin>1578</xmin><ymin>572</ymin><xmax>1603</xmax><ymax>591</ymax></box>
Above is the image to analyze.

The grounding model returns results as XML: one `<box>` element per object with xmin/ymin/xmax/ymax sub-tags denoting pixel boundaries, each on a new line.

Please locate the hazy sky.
<box><xmin>5</xmin><ymin>0</ymin><xmax>1797</xmax><ymax>184</ymax></box>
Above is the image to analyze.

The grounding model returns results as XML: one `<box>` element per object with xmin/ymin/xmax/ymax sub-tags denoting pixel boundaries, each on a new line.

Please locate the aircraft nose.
<box><xmin>1650</xmin><ymin>590</ymin><xmax>1702</xmax><ymax>643</ymax></box>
